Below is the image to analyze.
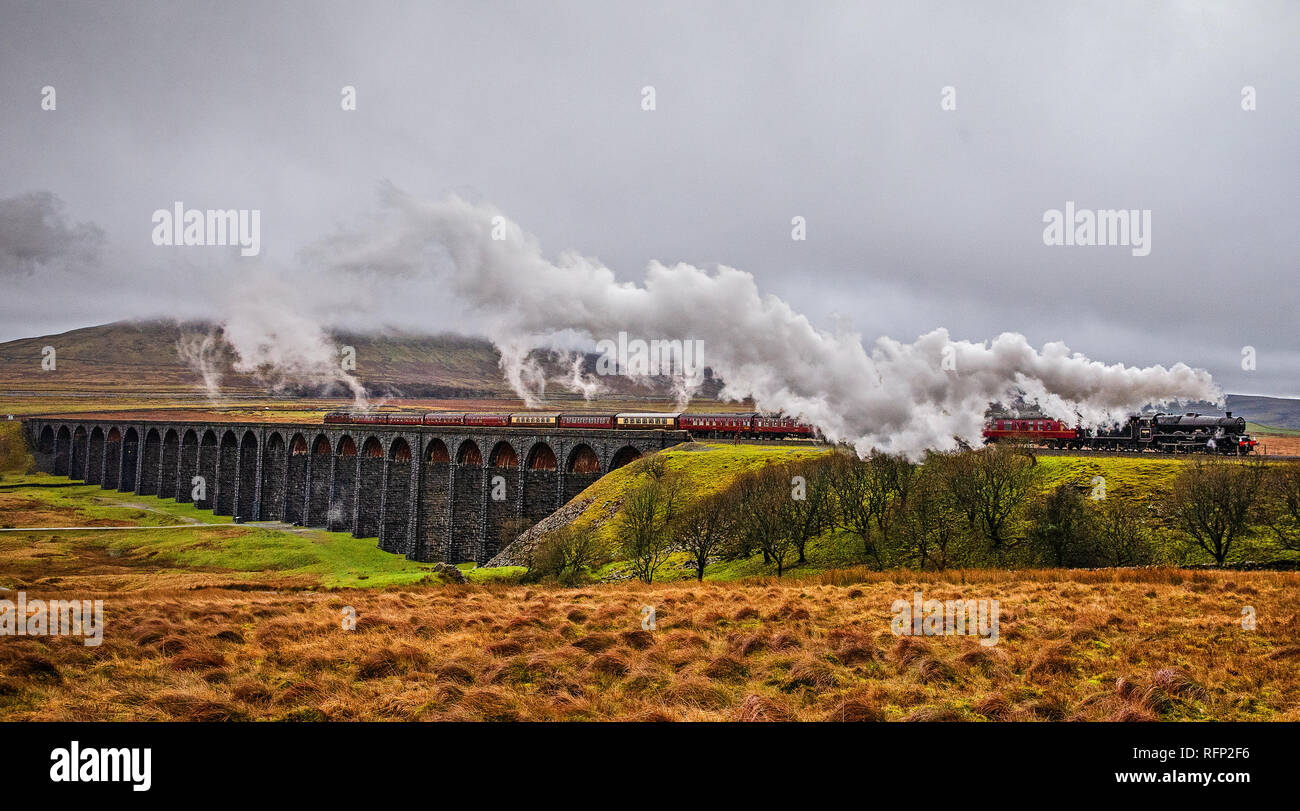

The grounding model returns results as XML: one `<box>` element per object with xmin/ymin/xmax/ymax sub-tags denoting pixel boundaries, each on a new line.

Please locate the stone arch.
<box><xmin>425</xmin><ymin>438</ymin><xmax>449</xmax><ymax>463</ymax></box>
<box><xmin>215</xmin><ymin>430</ymin><xmax>239</xmax><ymax>515</ymax></box>
<box><xmin>306</xmin><ymin>433</ymin><xmax>332</xmax><ymax>526</ymax></box>
<box><xmin>390</xmin><ymin>437</ymin><xmax>412</xmax><ymax>462</ymax></box>
<box><xmin>329</xmin><ymin>434</ymin><xmax>358</xmax><ymax>532</ymax></box>
<box><xmin>456</xmin><ymin>440</ymin><xmax>482</xmax><ymax>466</ymax></box>
<box><xmin>260</xmin><ymin>432</ymin><xmax>286</xmax><ymax>520</ymax></box>
<box><xmin>36</xmin><ymin>426</ymin><xmax>55</xmax><ymax>472</ymax></box>
<box><xmin>54</xmin><ymin>425</ymin><xmax>71</xmax><ymax>475</ymax></box>
<box><xmin>354</xmin><ymin>436</ymin><xmax>386</xmax><ymax>538</ymax></box>
<box><xmin>86</xmin><ymin>426</ymin><xmax>105</xmax><ymax>485</ymax></box>
<box><xmin>610</xmin><ymin>445</ymin><xmax>643</xmax><ymax>471</ymax></box>
<box><xmin>381</xmin><ymin>437</ymin><xmax>414</xmax><ymax>553</ymax></box>
<box><xmin>236</xmin><ymin>430</ymin><xmax>258</xmax><ymax>519</ymax></box>
<box><xmin>525</xmin><ymin>442</ymin><xmax>556</xmax><ymax>470</ymax></box>
<box><xmin>158</xmin><ymin>428</ymin><xmax>179</xmax><ymax>498</ymax></box>
<box><xmin>285</xmin><ymin>433</ymin><xmax>308</xmax><ymax>524</ymax></box>
<box><xmin>565</xmin><ymin>443</ymin><xmax>601</xmax><ymax>503</ymax></box>
<box><xmin>175</xmin><ymin>429</ymin><xmax>197</xmax><ymax>502</ymax></box>
<box><xmin>140</xmin><ymin>427</ymin><xmax>162</xmax><ymax>495</ymax></box>
<box><xmin>566</xmin><ymin>444</ymin><xmax>600</xmax><ymax>474</ymax></box>
<box><xmin>196</xmin><ymin>430</ymin><xmax>218</xmax><ymax>509</ymax></box>
<box><xmin>489</xmin><ymin>441</ymin><xmax>518</xmax><ymax>468</ymax></box>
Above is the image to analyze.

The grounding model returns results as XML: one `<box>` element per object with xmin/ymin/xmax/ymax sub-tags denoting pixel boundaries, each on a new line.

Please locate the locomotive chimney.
<box><xmin>1226</xmin><ymin>411</ymin><xmax>1232</xmax><ymax>417</ymax></box>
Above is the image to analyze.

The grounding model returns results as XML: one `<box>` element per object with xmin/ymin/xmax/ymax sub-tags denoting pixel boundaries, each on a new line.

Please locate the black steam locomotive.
<box><xmin>984</xmin><ymin>411</ymin><xmax>1258</xmax><ymax>454</ymax></box>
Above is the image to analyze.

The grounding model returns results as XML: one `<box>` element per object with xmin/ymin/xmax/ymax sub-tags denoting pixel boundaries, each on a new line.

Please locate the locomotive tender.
<box><xmin>982</xmin><ymin>411</ymin><xmax>1258</xmax><ymax>454</ymax></box>
<box><xmin>323</xmin><ymin>410</ymin><xmax>818</xmax><ymax>440</ymax></box>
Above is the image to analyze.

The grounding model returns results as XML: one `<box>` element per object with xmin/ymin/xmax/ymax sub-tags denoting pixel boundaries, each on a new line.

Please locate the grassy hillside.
<box><xmin>502</xmin><ymin>445</ymin><xmax>1295</xmax><ymax>580</ymax></box>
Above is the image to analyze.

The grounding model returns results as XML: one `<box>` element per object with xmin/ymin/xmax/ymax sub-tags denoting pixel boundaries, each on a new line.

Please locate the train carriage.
<box><xmin>463</xmin><ymin>413</ymin><xmax>511</xmax><ymax>427</ymax></box>
<box><xmin>385</xmin><ymin>413</ymin><xmax>424</xmax><ymax>426</ymax></box>
<box><xmin>753</xmin><ymin>415</ymin><xmax>815</xmax><ymax>438</ymax></box>
<box><xmin>422</xmin><ymin>412</ymin><xmax>467</xmax><ymax>426</ymax></box>
<box><xmin>615</xmin><ymin>412</ymin><xmax>680</xmax><ymax>429</ymax></box>
<box><xmin>982</xmin><ymin>417</ymin><xmax>1076</xmax><ymax>447</ymax></box>
<box><xmin>510</xmin><ymin>413</ymin><xmax>560</xmax><ymax>428</ymax></box>
<box><xmin>679</xmin><ymin>412</ymin><xmax>756</xmax><ymax>438</ymax></box>
<box><xmin>559</xmin><ymin>413</ymin><xmax>617</xmax><ymax>429</ymax></box>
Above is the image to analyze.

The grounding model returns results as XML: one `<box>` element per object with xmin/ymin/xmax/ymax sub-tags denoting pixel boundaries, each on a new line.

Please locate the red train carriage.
<box><xmin>385</xmin><ymin>413</ymin><xmax>424</xmax><ymax>426</ymax></box>
<box><xmin>982</xmin><ymin>416</ymin><xmax>1076</xmax><ymax>447</ymax></box>
<box><xmin>463</xmin><ymin>412</ymin><xmax>511</xmax><ymax>427</ymax></box>
<box><xmin>421</xmin><ymin>412</ymin><xmax>467</xmax><ymax>426</ymax></box>
<box><xmin>753</xmin><ymin>415</ymin><xmax>815</xmax><ymax>438</ymax></box>
<box><xmin>678</xmin><ymin>412</ymin><xmax>756</xmax><ymax>438</ymax></box>
<box><xmin>559</xmin><ymin>413</ymin><xmax>617</xmax><ymax>429</ymax></box>
<box><xmin>340</xmin><ymin>412</ymin><xmax>389</xmax><ymax>425</ymax></box>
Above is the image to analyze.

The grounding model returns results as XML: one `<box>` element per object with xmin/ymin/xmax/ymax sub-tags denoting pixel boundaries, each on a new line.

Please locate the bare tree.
<box><xmin>898</xmin><ymin>453</ymin><xmax>963</xmax><ymax>570</ymax></box>
<box><xmin>1261</xmin><ymin>461</ymin><xmax>1300</xmax><ymax>552</ymax></box>
<box><xmin>1094</xmin><ymin>497</ymin><xmax>1155</xmax><ymax>566</ymax></box>
<box><xmin>1166</xmin><ymin>457</ymin><xmax>1266</xmax><ymax>566</ymax></box>
<box><xmin>784</xmin><ymin>456</ymin><xmax>835</xmax><ymax>564</ymax></box>
<box><xmin>728</xmin><ymin>465</ymin><xmax>799</xmax><ymax>576</ymax></box>
<box><xmin>617</xmin><ymin>470</ymin><xmax>683</xmax><ymax>583</ymax></box>
<box><xmin>828</xmin><ymin>452</ymin><xmax>912</xmax><ymax>568</ymax></box>
<box><xmin>945</xmin><ymin>444</ymin><xmax>1038</xmax><ymax>550</ymax></box>
<box><xmin>673</xmin><ymin>490</ymin><xmax>732</xmax><ymax>581</ymax></box>
<box><xmin>528</xmin><ymin>525</ymin><xmax>608</xmax><ymax>584</ymax></box>
<box><xmin>1027</xmin><ymin>483</ymin><xmax>1094</xmax><ymax>566</ymax></box>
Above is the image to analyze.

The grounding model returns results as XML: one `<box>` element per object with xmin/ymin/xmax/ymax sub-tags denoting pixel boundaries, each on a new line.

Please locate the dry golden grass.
<box><xmin>3</xmin><ymin>569</ymin><xmax>1298</xmax><ymax>721</ymax></box>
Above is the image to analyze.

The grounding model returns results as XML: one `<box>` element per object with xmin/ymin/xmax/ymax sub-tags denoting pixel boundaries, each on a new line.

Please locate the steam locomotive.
<box><xmin>322</xmin><ymin>410</ymin><xmax>818</xmax><ymax>439</ymax></box>
<box><xmin>982</xmin><ymin>411</ymin><xmax>1258</xmax><ymax>454</ymax></box>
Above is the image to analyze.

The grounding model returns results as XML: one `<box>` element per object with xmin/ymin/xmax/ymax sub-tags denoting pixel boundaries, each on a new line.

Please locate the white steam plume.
<box><xmin>300</xmin><ymin>185</ymin><xmax>1221</xmax><ymax>458</ymax></box>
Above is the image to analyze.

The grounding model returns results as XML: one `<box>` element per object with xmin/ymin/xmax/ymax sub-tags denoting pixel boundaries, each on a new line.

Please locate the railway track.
<box><xmin>710</xmin><ymin>437</ymin><xmax>1300</xmax><ymax>461</ymax></box>
<box><xmin>1011</xmin><ymin>446</ymin><xmax>1300</xmax><ymax>462</ymax></box>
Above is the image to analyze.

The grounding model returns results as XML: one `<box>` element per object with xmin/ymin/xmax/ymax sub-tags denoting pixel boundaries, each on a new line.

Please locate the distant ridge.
<box><xmin>0</xmin><ymin>320</ymin><xmax>724</xmax><ymax>401</ymax></box>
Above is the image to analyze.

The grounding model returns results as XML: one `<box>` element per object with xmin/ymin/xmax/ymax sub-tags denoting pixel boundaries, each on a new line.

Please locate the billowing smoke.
<box><xmin>0</xmin><ymin>191</ymin><xmax>104</xmax><ymax>274</ymax></box>
<box><xmin>1</xmin><ymin>187</ymin><xmax>1223</xmax><ymax>455</ymax></box>
<box><xmin>300</xmin><ymin>185</ymin><xmax>1221</xmax><ymax>458</ymax></box>
<box><xmin>175</xmin><ymin>328</ymin><xmax>226</xmax><ymax>400</ymax></box>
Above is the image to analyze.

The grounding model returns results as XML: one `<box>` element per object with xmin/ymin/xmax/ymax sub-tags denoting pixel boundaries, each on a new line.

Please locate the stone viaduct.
<box><xmin>21</xmin><ymin>417</ymin><xmax>687</xmax><ymax>565</ymax></box>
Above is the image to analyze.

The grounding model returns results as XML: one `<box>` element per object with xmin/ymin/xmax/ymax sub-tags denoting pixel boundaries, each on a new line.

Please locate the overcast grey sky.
<box><xmin>1</xmin><ymin>0</ymin><xmax>1296</xmax><ymax>396</ymax></box>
